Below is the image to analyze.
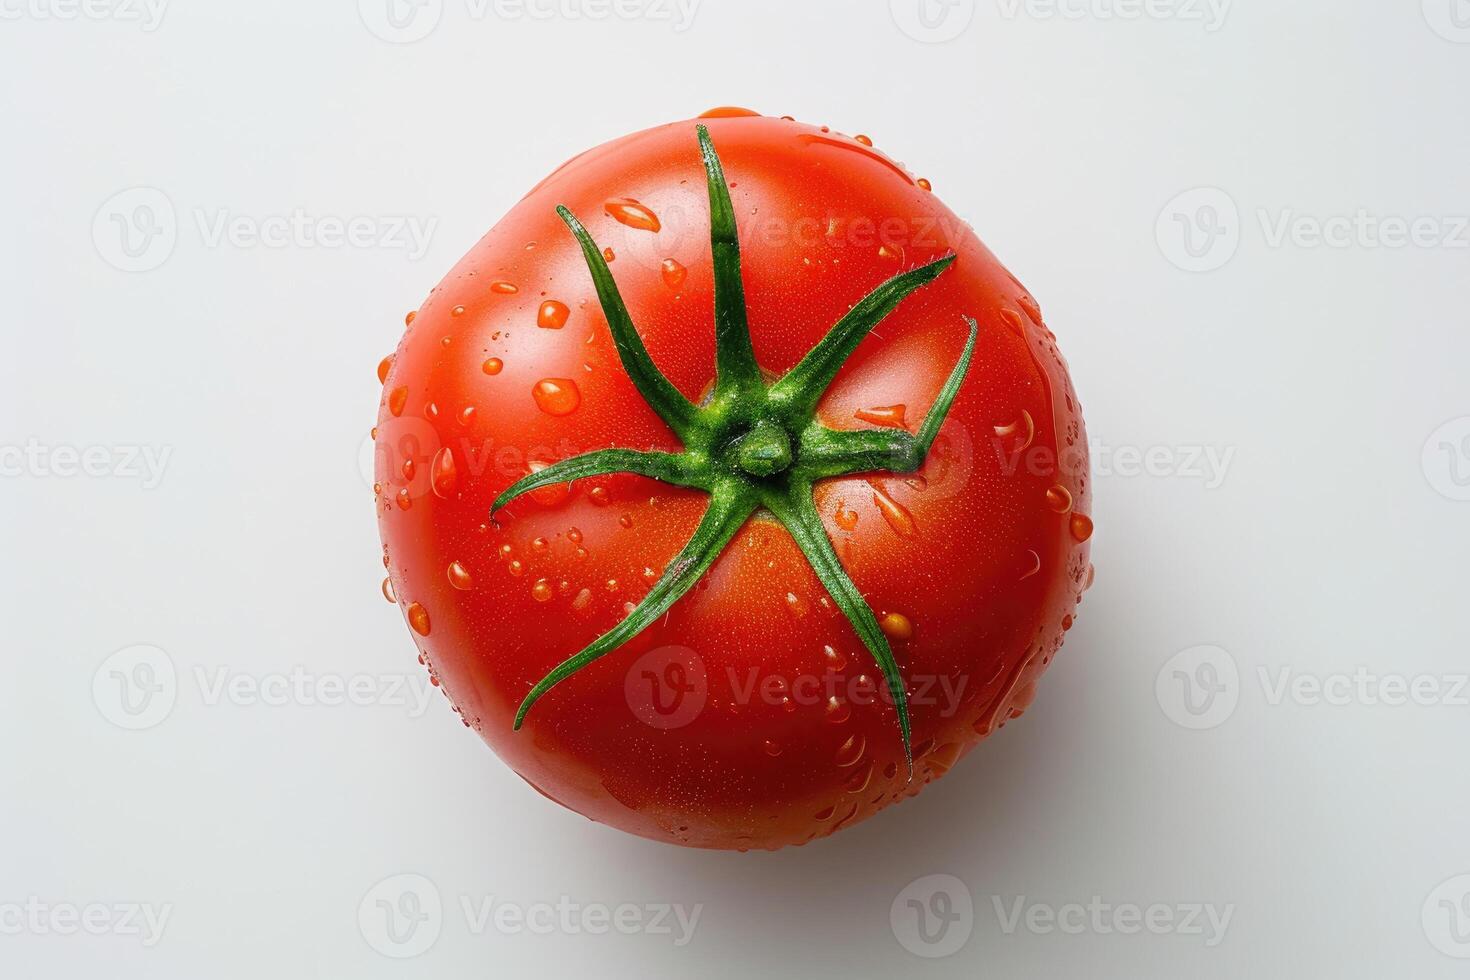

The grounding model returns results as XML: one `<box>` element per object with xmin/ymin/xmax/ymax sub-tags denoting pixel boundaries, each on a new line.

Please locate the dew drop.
<box><xmin>387</xmin><ymin>386</ymin><xmax>408</xmax><ymax>417</ymax></box>
<box><xmin>660</xmin><ymin>258</ymin><xmax>687</xmax><ymax>290</ymax></box>
<box><xmin>406</xmin><ymin>602</ymin><xmax>431</xmax><ymax>636</ymax></box>
<box><xmin>401</xmin><ymin>458</ymin><xmax>416</xmax><ymax>481</ymax></box>
<box><xmin>404</xmin><ymin>310</ymin><xmax>417</xmax><ymax>325</ymax></box>
<box><xmin>490</xmin><ymin>280</ymin><xmax>518</xmax><ymax>294</ymax></box>
<box><xmin>377</xmin><ymin>354</ymin><xmax>394</xmax><ymax>384</ymax></box>
<box><xmin>993</xmin><ymin>409</ymin><xmax>1035</xmax><ymax>452</ymax></box>
<box><xmin>532</xmin><ymin>378</ymin><xmax>581</xmax><ymax>416</ymax></box>
<box><xmin>854</xmin><ymin>405</ymin><xmax>907</xmax><ymax>429</ymax></box>
<box><xmin>825</xmin><ymin>697</ymin><xmax>851</xmax><ymax>724</ymax></box>
<box><xmin>451</xmin><ymin>305</ymin><xmax>465</xmax><ymax>317</ymax></box>
<box><xmin>430</xmin><ymin>447</ymin><xmax>457</xmax><ymax>498</ymax></box>
<box><xmin>395</xmin><ymin>488</ymin><xmax>412</xmax><ymax>511</ymax></box>
<box><xmin>381</xmin><ymin>577</ymin><xmax>396</xmax><ymax>603</ymax></box>
<box><xmin>917</xmin><ymin>177</ymin><xmax>933</xmax><ymax>191</ymax></box>
<box><xmin>602</xmin><ymin>246</ymin><xmax>615</xmax><ymax>262</ymax></box>
<box><xmin>482</xmin><ymin>357</ymin><xmax>503</xmax><ymax>375</ymax></box>
<box><xmin>1020</xmin><ymin>549</ymin><xmax>1041</xmax><ymax>580</ymax></box>
<box><xmin>1070</xmin><ymin>513</ymin><xmax>1095</xmax><ymax>542</ymax></box>
<box><xmin>699</xmin><ymin>106</ymin><xmax>761</xmax><ymax>118</ymax></box>
<box><xmin>604</xmin><ymin>198</ymin><xmax>661</xmax><ymax>233</ymax></box>
<box><xmin>823</xmin><ymin>645</ymin><xmax>847</xmax><ymax>671</ymax></box>
<box><xmin>868</xmin><ymin>480</ymin><xmax>916</xmax><ymax>537</ymax></box>
<box><xmin>447</xmin><ymin>561</ymin><xmax>473</xmax><ymax>590</ymax></box>
<box><xmin>1046</xmin><ymin>484</ymin><xmax>1073</xmax><ymax>513</ymax></box>
<box><xmin>854</xmin><ymin>133</ymin><xmax>873</xmax><ymax>146</ymax></box>
<box><xmin>762</xmin><ymin>739</ymin><xmax>783</xmax><ymax>757</ymax></box>
<box><xmin>785</xmin><ymin>592</ymin><xmax>809</xmax><ymax>618</ymax></box>
<box><xmin>835</xmin><ymin>733</ymin><xmax>866</xmax><ymax>768</ymax></box>
<box><xmin>531</xmin><ymin>579</ymin><xmax>553</xmax><ymax>602</ymax></box>
<box><xmin>879</xmin><ymin>612</ymin><xmax>914</xmax><ymax>641</ymax></box>
<box><xmin>834</xmin><ymin>500</ymin><xmax>858</xmax><ymax>531</ymax></box>
<box><xmin>537</xmin><ymin>300</ymin><xmax>570</xmax><ymax>329</ymax></box>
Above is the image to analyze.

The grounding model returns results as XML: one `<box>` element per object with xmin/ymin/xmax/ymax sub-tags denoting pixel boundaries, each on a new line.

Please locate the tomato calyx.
<box><xmin>489</xmin><ymin>124</ymin><xmax>979</xmax><ymax>775</ymax></box>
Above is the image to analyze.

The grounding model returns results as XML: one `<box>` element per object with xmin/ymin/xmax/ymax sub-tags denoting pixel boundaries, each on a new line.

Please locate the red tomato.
<box><xmin>373</xmin><ymin>110</ymin><xmax>1092</xmax><ymax>850</ymax></box>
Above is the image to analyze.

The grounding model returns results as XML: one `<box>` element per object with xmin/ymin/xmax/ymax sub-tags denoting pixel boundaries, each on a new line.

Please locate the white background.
<box><xmin>3</xmin><ymin>1</ymin><xmax>1469</xmax><ymax>976</ymax></box>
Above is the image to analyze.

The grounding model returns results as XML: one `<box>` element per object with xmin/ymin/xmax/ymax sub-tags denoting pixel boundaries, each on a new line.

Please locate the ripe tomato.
<box><xmin>373</xmin><ymin>109</ymin><xmax>1092</xmax><ymax>850</ymax></box>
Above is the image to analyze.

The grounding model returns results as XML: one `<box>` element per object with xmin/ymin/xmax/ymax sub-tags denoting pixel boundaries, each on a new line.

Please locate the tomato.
<box><xmin>373</xmin><ymin>109</ymin><xmax>1092</xmax><ymax>850</ymax></box>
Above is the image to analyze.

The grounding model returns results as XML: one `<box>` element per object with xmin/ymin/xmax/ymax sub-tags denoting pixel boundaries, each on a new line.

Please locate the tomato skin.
<box><xmin>374</xmin><ymin>113</ymin><xmax>1091</xmax><ymax>850</ymax></box>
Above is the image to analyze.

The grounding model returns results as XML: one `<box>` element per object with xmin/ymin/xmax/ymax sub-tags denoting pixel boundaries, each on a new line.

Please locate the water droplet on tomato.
<box><xmin>785</xmin><ymin>592</ymin><xmax>809</xmax><ymax>618</ymax></box>
<box><xmin>482</xmin><ymin>357</ymin><xmax>503</xmax><ymax>375</ymax></box>
<box><xmin>855</xmin><ymin>405</ymin><xmax>907</xmax><ymax>429</ymax></box>
<box><xmin>835</xmin><ymin>733</ymin><xmax>866</xmax><ymax>767</ymax></box>
<box><xmin>1020</xmin><ymin>549</ymin><xmax>1041</xmax><ymax>580</ymax></box>
<box><xmin>917</xmin><ymin>177</ymin><xmax>933</xmax><ymax>191</ymax></box>
<box><xmin>1046</xmin><ymin>484</ymin><xmax>1073</xmax><ymax>513</ymax></box>
<box><xmin>430</xmin><ymin>447</ymin><xmax>457</xmax><ymax>498</ymax></box>
<box><xmin>531</xmin><ymin>578</ymin><xmax>553</xmax><ymax>602</ymax></box>
<box><xmin>868</xmin><ymin>480</ymin><xmax>916</xmax><ymax>537</ymax></box>
<box><xmin>447</xmin><ymin>561</ymin><xmax>473</xmax><ymax>590</ymax></box>
<box><xmin>602</xmin><ymin>246</ymin><xmax>615</xmax><ymax>262</ymax></box>
<box><xmin>699</xmin><ymin>106</ymin><xmax>761</xmax><ymax>118</ymax></box>
<box><xmin>377</xmin><ymin>354</ymin><xmax>395</xmax><ymax>384</ymax></box>
<box><xmin>401</xmin><ymin>457</ymin><xmax>416</xmax><ymax>481</ymax></box>
<box><xmin>537</xmin><ymin>300</ymin><xmax>570</xmax><ymax>329</ymax></box>
<box><xmin>993</xmin><ymin>409</ymin><xmax>1035</xmax><ymax>452</ymax></box>
<box><xmin>387</xmin><ymin>386</ymin><xmax>408</xmax><ymax>417</ymax></box>
<box><xmin>404</xmin><ymin>310</ymin><xmax>417</xmax><ymax>325</ymax></box>
<box><xmin>490</xmin><ymin>280</ymin><xmax>518</xmax><ymax>294</ymax></box>
<box><xmin>1000</xmin><ymin>308</ymin><xmax>1026</xmax><ymax>336</ymax></box>
<box><xmin>604</xmin><ymin>198</ymin><xmax>661</xmax><ymax>233</ymax></box>
<box><xmin>844</xmin><ymin>760</ymin><xmax>874</xmax><ymax>794</ymax></box>
<box><xmin>395</xmin><ymin>488</ymin><xmax>412</xmax><ymax>511</ymax></box>
<box><xmin>381</xmin><ymin>577</ymin><xmax>396</xmax><ymax>603</ymax></box>
<box><xmin>1018</xmin><ymin>295</ymin><xmax>1043</xmax><ymax>323</ymax></box>
<box><xmin>660</xmin><ymin>258</ymin><xmax>687</xmax><ymax>290</ymax></box>
<box><xmin>763</xmin><ymin>739</ymin><xmax>783</xmax><ymax>756</ymax></box>
<box><xmin>879</xmin><ymin>611</ymin><xmax>914</xmax><ymax>641</ymax></box>
<box><xmin>824</xmin><ymin>645</ymin><xmax>847</xmax><ymax>671</ymax></box>
<box><xmin>532</xmin><ymin>378</ymin><xmax>581</xmax><ymax>416</ymax></box>
<box><xmin>451</xmin><ymin>305</ymin><xmax>465</xmax><ymax>317</ymax></box>
<box><xmin>406</xmin><ymin>602</ymin><xmax>431</xmax><ymax>636</ymax></box>
<box><xmin>854</xmin><ymin>133</ymin><xmax>873</xmax><ymax>146</ymax></box>
<box><xmin>1070</xmin><ymin>513</ymin><xmax>1094</xmax><ymax>542</ymax></box>
<box><xmin>825</xmin><ymin>697</ymin><xmax>851</xmax><ymax>724</ymax></box>
<box><xmin>834</xmin><ymin>500</ymin><xmax>858</xmax><ymax>531</ymax></box>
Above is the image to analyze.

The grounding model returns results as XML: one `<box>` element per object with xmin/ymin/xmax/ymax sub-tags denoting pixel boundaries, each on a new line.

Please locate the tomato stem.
<box><xmin>494</xmin><ymin>125</ymin><xmax>979</xmax><ymax>778</ymax></box>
